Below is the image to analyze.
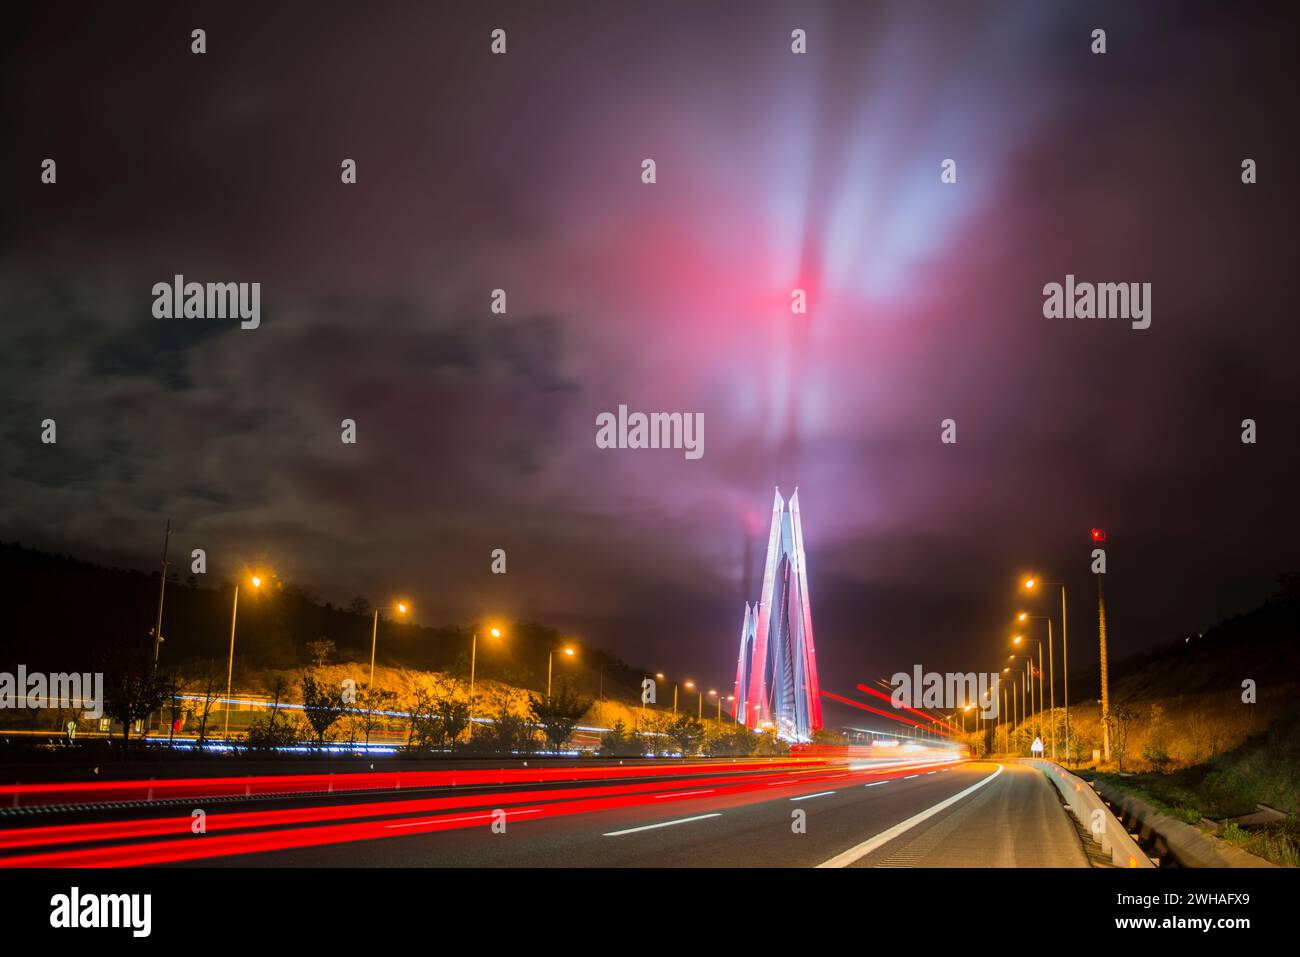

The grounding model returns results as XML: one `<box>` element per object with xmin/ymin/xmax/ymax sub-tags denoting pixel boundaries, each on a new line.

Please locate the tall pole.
<box><xmin>547</xmin><ymin>652</ymin><xmax>554</xmax><ymax>701</ymax></box>
<box><xmin>1099</xmin><ymin>575</ymin><xmax>1111</xmax><ymax>761</ymax></box>
<box><xmin>468</xmin><ymin>632</ymin><xmax>478</xmax><ymax>739</ymax></box>
<box><xmin>673</xmin><ymin>684</ymin><xmax>678</xmax><ymax>717</ymax></box>
<box><xmin>152</xmin><ymin>519</ymin><xmax>172</xmax><ymax>665</ymax></box>
<box><xmin>697</xmin><ymin>692</ymin><xmax>703</xmax><ymax>719</ymax></box>
<box><xmin>1037</xmin><ymin>642</ymin><xmax>1044</xmax><ymax>740</ymax></box>
<box><xmin>1061</xmin><ymin>585</ymin><xmax>1070</xmax><ymax>764</ymax></box>
<box><xmin>368</xmin><ymin>608</ymin><xmax>379</xmax><ymax>689</ymax></box>
<box><xmin>1002</xmin><ymin>685</ymin><xmax>1008</xmax><ymax>752</ymax></box>
<box><xmin>1047</xmin><ymin>617</ymin><xmax>1056</xmax><ymax>761</ymax></box>
<box><xmin>223</xmin><ymin>584</ymin><xmax>239</xmax><ymax>739</ymax></box>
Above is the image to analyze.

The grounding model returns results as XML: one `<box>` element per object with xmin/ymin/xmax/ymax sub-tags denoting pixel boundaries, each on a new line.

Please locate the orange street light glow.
<box><xmin>490</xmin><ymin>627</ymin><xmax>501</xmax><ymax>638</ymax></box>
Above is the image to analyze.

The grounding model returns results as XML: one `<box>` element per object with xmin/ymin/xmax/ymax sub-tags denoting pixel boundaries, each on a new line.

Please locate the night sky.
<box><xmin>3</xmin><ymin>1</ymin><xmax>1298</xmax><ymax>726</ymax></box>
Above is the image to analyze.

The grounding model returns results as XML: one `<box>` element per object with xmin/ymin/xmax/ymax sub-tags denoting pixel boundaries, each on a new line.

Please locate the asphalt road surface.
<box><xmin>0</xmin><ymin>757</ymin><xmax>1090</xmax><ymax>867</ymax></box>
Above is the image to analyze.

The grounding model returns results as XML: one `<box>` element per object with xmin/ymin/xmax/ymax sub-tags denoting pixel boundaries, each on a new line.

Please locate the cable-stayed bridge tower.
<box><xmin>733</xmin><ymin>488</ymin><xmax>822</xmax><ymax>741</ymax></box>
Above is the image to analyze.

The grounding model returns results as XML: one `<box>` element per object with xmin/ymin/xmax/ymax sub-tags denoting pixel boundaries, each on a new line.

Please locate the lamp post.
<box><xmin>1007</xmin><ymin>658</ymin><xmax>1030</xmax><ymax>730</ymax></box>
<box><xmin>223</xmin><ymin>572</ymin><xmax>264</xmax><ymax>739</ymax></box>
<box><xmin>1003</xmin><ymin>660</ymin><xmax>1029</xmax><ymax>752</ymax></box>
<box><xmin>369</xmin><ymin>599</ymin><xmax>410</xmax><ymax>691</ymax></box>
<box><xmin>547</xmin><ymin>646</ymin><xmax>575</xmax><ymax>700</ymax></box>
<box><xmin>468</xmin><ymin>625</ymin><xmax>501</xmax><ymax>740</ymax></box>
<box><xmin>1018</xmin><ymin>611</ymin><xmax>1056</xmax><ymax>760</ymax></box>
<box><xmin>1025</xmin><ymin>576</ymin><xmax>1069</xmax><ymax>764</ymax></box>
<box><xmin>1012</xmin><ymin>633</ymin><xmax>1045</xmax><ymax>740</ymax></box>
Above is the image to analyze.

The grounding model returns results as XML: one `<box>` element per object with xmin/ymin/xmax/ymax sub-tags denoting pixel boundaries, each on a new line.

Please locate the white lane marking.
<box><xmin>903</xmin><ymin>775</ymin><xmax>919</xmax><ymax>780</ymax></box>
<box><xmin>864</xmin><ymin>781</ymin><xmax>888</xmax><ymax>788</ymax></box>
<box><xmin>817</xmin><ymin>764</ymin><xmax>1004</xmax><ymax>868</ymax></box>
<box><xmin>602</xmin><ymin>813</ymin><xmax>722</xmax><ymax>837</ymax></box>
<box><xmin>926</xmin><ymin>771</ymin><xmax>936</xmax><ymax>775</ymax></box>
<box><xmin>654</xmin><ymin>789</ymin><xmax>715</xmax><ymax>799</ymax></box>
<box><xmin>387</xmin><ymin>809</ymin><xmax>541</xmax><ymax>829</ymax></box>
<box><xmin>790</xmin><ymin>791</ymin><xmax>835</xmax><ymax>801</ymax></box>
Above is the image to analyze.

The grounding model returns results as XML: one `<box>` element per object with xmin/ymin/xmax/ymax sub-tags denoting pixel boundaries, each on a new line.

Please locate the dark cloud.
<box><xmin>3</xmin><ymin>1</ymin><xmax>1298</xmax><ymax>729</ymax></box>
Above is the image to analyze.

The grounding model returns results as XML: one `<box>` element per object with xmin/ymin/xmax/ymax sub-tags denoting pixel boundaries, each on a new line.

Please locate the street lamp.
<box><xmin>709</xmin><ymin>689</ymin><xmax>720</xmax><ymax>721</ymax></box>
<box><xmin>1012</xmin><ymin>633</ymin><xmax>1044</xmax><ymax>736</ymax></box>
<box><xmin>1024</xmin><ymin>575</ymin><xmax>1070</xmax><ymax>763</ymax></box>
<box><xmin>1016</xmin><ymin>611</ymin><xmax>1056</xmax><ymax>759</ymax></box>
<box><xmin>224</xmin><ymin>571</ymin><xmax>265</xmax><ymax>739</ymax></box>
<box><xmin>1005</xmin><ymin>657</ymin><xmax>1030</xmax><ymax>745</ymax></box>
<box><xmin>370</xmin><ymin>599</ymin><xmax>410</xmax><ymax>689</ymax></box>
<box><xmin>468</xmin><ymin>624</ymin><xmax>503</xmax><ymax>739</ymax></box>
<box><xmin>547</xmin><ymin>645</ymin><xmax>575</xmax><ymax>700</ymax></box>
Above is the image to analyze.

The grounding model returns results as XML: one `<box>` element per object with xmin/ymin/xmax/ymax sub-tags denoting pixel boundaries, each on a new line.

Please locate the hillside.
<box><xmin>0</xmin><ymin>541</ymin><xmax>647</xmax><ymax>705</ymax></box>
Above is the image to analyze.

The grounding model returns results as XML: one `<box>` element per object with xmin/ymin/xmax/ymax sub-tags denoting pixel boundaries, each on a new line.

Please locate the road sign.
<box><xmin>1031</xmin><ymin>736</ymin><xmax>1044</xmax><ymax>756</ymax></box>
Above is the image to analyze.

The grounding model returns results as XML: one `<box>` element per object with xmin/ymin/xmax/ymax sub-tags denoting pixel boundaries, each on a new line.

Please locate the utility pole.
<box><xmin>152</xmin><ymin>519</ymin><xmax>172</xmax><ymax>665</ymax></box>
<box><xmin>1099</xmin><ymin>574</ymin><xmax>1111</xmax><ymax>761</ymax></box>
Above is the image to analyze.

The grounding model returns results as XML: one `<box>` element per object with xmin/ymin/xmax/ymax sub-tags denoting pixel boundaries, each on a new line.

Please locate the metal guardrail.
<box><xmin>1027</xmin><ymin>759</ymin><xmax>1155</xmax><ymax>868</ymax></box>
<box><xmin>1091</xmin><ymin>779</ymin><xmax>1278</xmax><ymax>868</ymax></box>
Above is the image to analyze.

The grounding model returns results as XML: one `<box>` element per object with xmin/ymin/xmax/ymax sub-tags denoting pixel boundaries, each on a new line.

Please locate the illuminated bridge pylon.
<box><xmin>733</xmin><ymin>488</ymin><xmax>822</xmax><ymax>742</ymax></box>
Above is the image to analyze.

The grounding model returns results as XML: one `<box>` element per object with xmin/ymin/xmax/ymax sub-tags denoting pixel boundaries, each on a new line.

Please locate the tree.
<box><xmin>306</xmin><ymin>638</ymin><xmax>336</xmax><ymax>669</ymax></box>
<box><xmin>101</xmin><ymin>645</ymin><xmax>170</xmax><ymax>748</ymax></box>
<box><xmin>477</xmin><ymin>691</ymin><xmax>536</xmax><ymax>755</ymax></box>
<box><xmin>667</xmin><ymin>714</ymin><xmax>706</xmax><ymax>757</ymax></box>
<box><xmin>347</xmin><ymin>597</ymin><xmax>371</xmax><ymax>617</ymax></box>
<box><xmin>189</xmin><ymin>659</ymin><xmax>224</xmax><ymax>748</ymax></box>
<box><xmin>704</xmin><ymin>725</ymin><xmax>754</xmax><ymax>757</ymax></box>
<box><xmin>529</xmin><ymin>683</ymin><xmax>592</xmax><ymax>753</ymax></box>
<box><xmin>246</xmin><ymin>674</ymin><xmax>296</xmax><ymax>750</ymax></box>
<box><xmin>435</xmin><ymin>690</ymin><xmax>472</xmax><ymax>750</ymax></box>
<box><xmin>357</xmin><ymin>685</ymin><xmax>398</xmax><ymax>748</ymax></box>
<box><xmin>599</xmin><ymin>719</ymin><xmax>630</xmax><ymax>756</ymax></box>
<box><xmin>160</xmin><ymin>668</ymin><xmax>191</xmax><ymax>747</ymax></box>
<box><xmin>1106</xmin><ymin>703</ymin><xmax>1139</xmax><ymax>771</ymax></box>
<box><xmin>301</xmin><ymin>673</ymin><xmax>347</xmax><ymax>747</ymax></box>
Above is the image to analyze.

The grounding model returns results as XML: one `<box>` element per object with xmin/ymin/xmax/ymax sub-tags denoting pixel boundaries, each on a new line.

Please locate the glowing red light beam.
<box><xmin>821</xmin><ymin>690</ymin><xmax>957</xmax><ymax>739</ymax></box>
<box><xmin>854</xmin><ymin>684</ymin><xmax>965</xmax><ymax>736</ymax></box>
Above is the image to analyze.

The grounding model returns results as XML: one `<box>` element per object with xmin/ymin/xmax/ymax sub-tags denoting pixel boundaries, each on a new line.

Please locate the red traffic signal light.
<box><xmin>1090</xmin><ymin>528</ymin><xmax>1106</xmax><ymax>543</ymax></box>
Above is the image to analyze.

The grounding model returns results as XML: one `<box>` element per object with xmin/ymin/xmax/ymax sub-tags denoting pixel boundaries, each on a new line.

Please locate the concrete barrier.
<box><xmin>1027</xmin><ymin>759</ymin><xmax>1155</xmax><ymax>868</ymax></box>
<box><xmin>1091</xmin><ymin>779</ymin><xmax>1276</xmax><ymax>868</ymax></box>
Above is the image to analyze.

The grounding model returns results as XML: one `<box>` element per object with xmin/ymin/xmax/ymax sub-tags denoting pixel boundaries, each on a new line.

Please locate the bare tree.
<box><xmin>357</xmin><ymin>685</ymin><xmax>398</xmax><ymax>749</ymax></box>
<box><xmin>306</xmin><ymin>638</ymin><xmax>336</xmax><ymax>669</ymax></box>
<box><xmin>301</xmin><ymin>673</ymin><xmax>347</xmax><ymax>747</ymax></box>
<box><xmin>189</xmin><ymin>659</ymin><xmax>224</xmax><ymax>748</ymax></box>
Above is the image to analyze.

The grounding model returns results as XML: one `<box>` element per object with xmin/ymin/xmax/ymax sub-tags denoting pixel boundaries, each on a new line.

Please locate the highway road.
<box><xmin>0</xmin><ymin>756</ymin><xmax>1090</xmax><ymax>867</ymax></box>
